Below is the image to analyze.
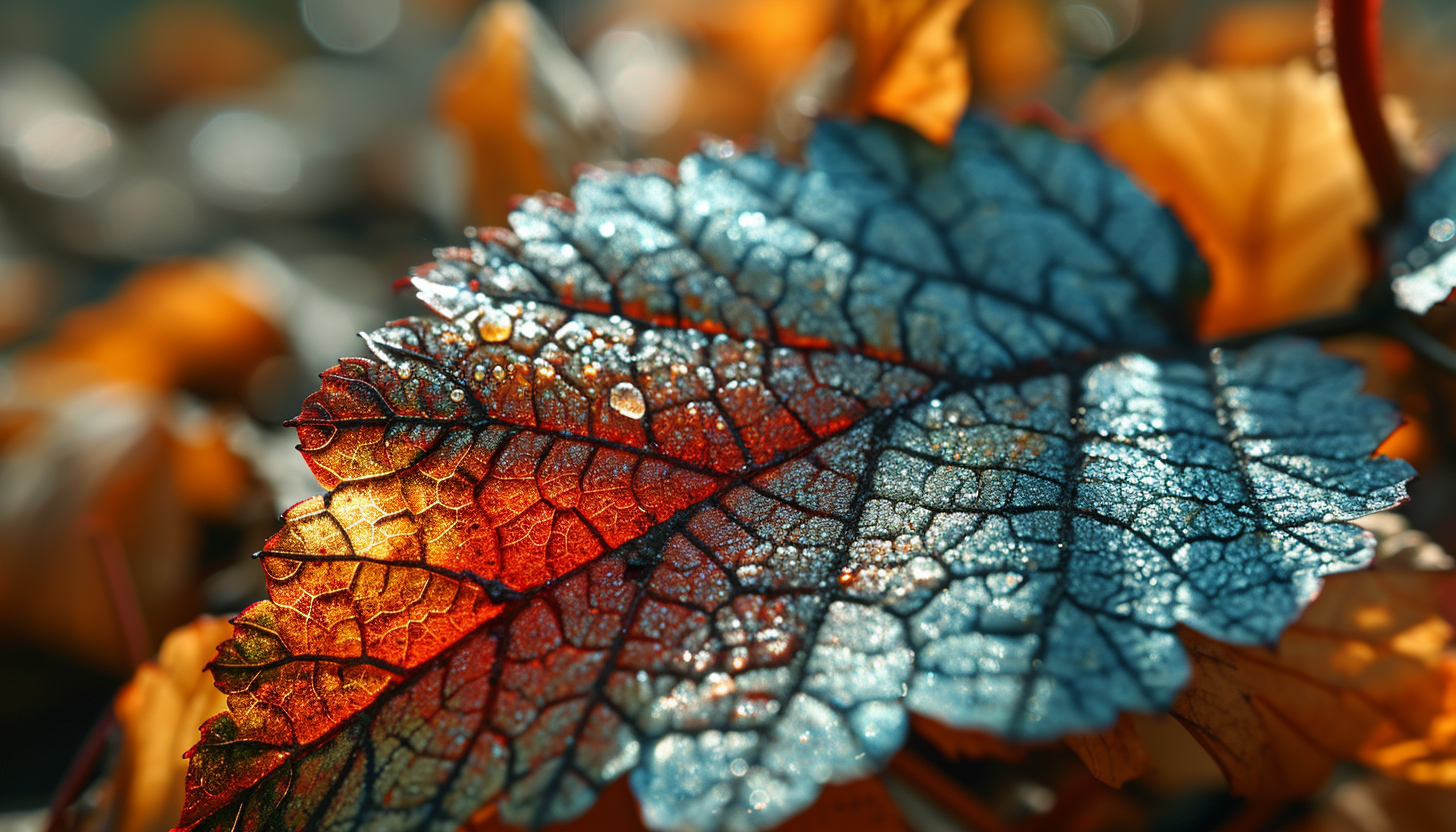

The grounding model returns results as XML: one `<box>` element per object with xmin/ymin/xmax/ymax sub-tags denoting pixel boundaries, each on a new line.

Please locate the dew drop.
<box><xmin>536</xmin><ymin>361</ymin><xmax>556</xmax><ymax>380</ymax></box>
<box><xmin>450</xmin><ymin>388</ymin><xmax>465</xmax><ymax>403</ymax></box>
<box><xmin>583</xmin><ymin>363</ymin><xmax>599</xmax><ymax>379</ymax></box>
<box><xmin>473</xmin><ymin>364</ymin><xmax>486</xmax><ymax>382</ymax></box>
<box><xmin>396</xmin><ymin>365</ymin><xmax>412</xmax><ymax>379</ymax></box>
<box><xmin>477</xmin><ymin>306</ymin><xmax>512</xmax><ymax>342</ymax></box>
<box><xmin>1322</xmin><ymin>512</ymin><xmax>1336</xmax><ymax>523</ymax></box>
<box><xmin>730</xmin><ymin>758</ymin><xmax>748</xmax><ymax>777</ymax></box>
<box><xmin>492</xmin><ymin>365</ymin><xmax>506</xmax><ymax>381</ymax></box>
<box><xmin>599</xmin><ymin>221</ymin><xmax>616</xmax><ymax>238</ymax></box>
<box><xmin>609</xmin><ymin>382</ymin><xmax>646</xmax><ymax>419</ymax></box>
<box><xmin>1431</xmin><ymin>217</ymin><xmax>1456</xmax><ymax>243</ymax></box>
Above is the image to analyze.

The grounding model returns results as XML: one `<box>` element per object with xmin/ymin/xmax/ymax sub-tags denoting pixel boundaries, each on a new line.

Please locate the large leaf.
<box><xmin>178</xmin><ymin>116</ymin><xmax>1410</xmax><ymax>832</ymax></box>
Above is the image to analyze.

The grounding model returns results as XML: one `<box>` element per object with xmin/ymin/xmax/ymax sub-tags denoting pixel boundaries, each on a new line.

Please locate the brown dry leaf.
<box><xmin>436</xmin><ymin>0</ymin><xmax>619</xmax><ymax>226</ymax></box>
<box><xmin>1172</xmin><ymin>570</ymin><xmax>1456</xmax><ymax>797</ymax></box>
<box><xmin>463</xmin><ymin>772</ymin><xmax>906</xmax><ymax>832</ymax></box>
<box><xmin>775</xmin><ymin>778</ymin><xmax>909</xmax><ymax>832</ymax></box>
<box><xmin>1065</xmin><ymin>715</ymin><xmax>1150</xmax><ymax>788</ymax></box>
<box><xmin>111</xmin><ymin>616</ymin><xmax>234</xmax><ymax>832</ymax></box>
<box><xmin>1089</xmin><ymin>61</ymin><xmax>1377</xmax><ymax>339</ymax></box>
<box><xmin>843</xmin><ymin>0</ymin><xmax>973</xmax><ymax>144</ymax></box>
<box><xmin>0</xmin><ymin>258</ymin><xmax>280</xmax><ymax>670</ymax></box>
<box><xmin>911</xmin><ymin>714</ymin><xmax>1029</xmax><ymax>762</ymax></box>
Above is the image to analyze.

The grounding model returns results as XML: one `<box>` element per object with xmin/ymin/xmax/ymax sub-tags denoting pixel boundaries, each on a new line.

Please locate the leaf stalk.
<box><xmin>1331</xmin><ymin>0</ymin><xmax>1406</xmax><ymax>223</ymax></box>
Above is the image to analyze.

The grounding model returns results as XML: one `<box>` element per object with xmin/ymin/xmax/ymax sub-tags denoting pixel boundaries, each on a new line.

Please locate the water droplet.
<box><xmin>583</xmin><ymin>363</ymin><xmax>599</xmax><ymax>379</ymax></box>
<box><xmin>536</xmin><ymin>361</ymin><xmax>556</xmax><ymax>380</ymax></box>
<box><xmin>477</xmin><ymin>306</ymin><xmax>512</xmax><ymax>342</ymax></box>
<box><xmin>610</xmin><ymin>382</ymin><xmax>646</xmax><ymax>419</ymax></box>
<box><xmin>492</xmin><ymin>365</ymin><xmax>506</xmax><ymax>381</ymax></box>
<box><xmin>599</xmin><ymin>221</ymin><xmax>616</xmax><ymax>238</ymax></box>
<box><xmin>730</xmin><ymin>758</ymin><xmax>748</xmax><ymax>777</ymax></box>
<box><xmin>1431</xmin><ymin>217</ymin><xmax>1455</xmax><ymax>243</ymax></box>
<box><xmin>396</xmin><ymin>365</ymin><xmax>412</xmax><ymax>379</ymax></box>
<box><xmin>450</xmin><ymin>388</ymin><xmax>465</xmax><ymax>403</ymax></box>
<box><xmin>473</xmin><ymin>364</ymin><xmax>486</xmax><ymax>382</ymax></box>
<box><xmin>1322</xmin><ymin>512</ymin><xmax>1336</xmax><ymax>523</ymax></box>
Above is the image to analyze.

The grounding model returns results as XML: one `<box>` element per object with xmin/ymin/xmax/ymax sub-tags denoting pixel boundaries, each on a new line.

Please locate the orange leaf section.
<box><xmin>1065</xmin><ymin>715</ymin><xmax>1150</xmax><ymax>788</ymax></box>
<box><xmin>112</xmin><ymin>616</ymin><xmax>236</xmax><ymax>832</ymax></box>
<box><xmin>1090</xmin><ymin>61</ymin><xmax>1375</xmax><ymax>339</ymax></box>
<box><xmin>1173</xmin><ymin>570</ymin><xmax>1456</xmax><ymax>797</ymax></box>
<box><xmin>843</xmin><ymin>0</ymin><xmax>973</xmax><ymax>144</ymax></box>
<box><xmin>437</xmin><ymin>0</ymin><xmax>561</xmax><ymax>227</ymax></box>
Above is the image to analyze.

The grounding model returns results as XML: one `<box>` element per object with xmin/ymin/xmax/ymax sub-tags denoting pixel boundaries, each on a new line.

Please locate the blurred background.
<box><xmin>3</xmin><ymin>0</ymin><xmax>1456</xmax><ymax>830</ymax></box>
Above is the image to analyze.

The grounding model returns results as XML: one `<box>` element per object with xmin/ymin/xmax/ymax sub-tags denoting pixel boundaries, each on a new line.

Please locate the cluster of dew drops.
<box><xmin>424</xmin><ymin>294</ymin><xmax>651</xmax><ymax>423</ymax></box>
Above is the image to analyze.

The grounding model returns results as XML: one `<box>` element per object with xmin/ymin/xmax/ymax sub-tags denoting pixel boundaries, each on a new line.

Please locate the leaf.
<box><xmin>1089</xmin><ymin>61</ymin><xmax>1377</xmax><ymax>338</ymax></box>
<box><xmin>1387</xmin><ymin>153</ymin><xmax>1456</xmax><ymax>314</ymax></box>
<box><xmin>437</xmin><ymin>0</ymin><xmax>620</xmax><ymax>226</ymax></box>
<box><xmin>843</xmin><ymin>0</ymin><xmax>974</xmax><ymax>144</ymax></box>
<box><xmin>1172</xmin><ymin>570</ymin><xmax>1456</xmax><ymax>797</ymax></box>
<box><xmin>178</xmin><ymin>115</ymin><xmax>1410</xmax><ymax>832</ymax></box>
<box><xmin>113</xmin><ymin>616</ymin><xmax>237</xmax><ymax>832</ymax></box>
<box><xmin>1065</xmin><ymin>715</ymin><xmax>1148</xmax><ymax>788</ymax></box>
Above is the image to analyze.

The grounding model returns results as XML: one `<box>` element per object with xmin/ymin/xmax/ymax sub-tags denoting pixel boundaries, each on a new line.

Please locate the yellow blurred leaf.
<box><xmin>1173</xmin><ymin>571</ymin><xmax>1456</xmax><ymax>797</ymax></box>
<box><xmin>844</xmin><ymin>0</ymin><xmax>973</xmax><ymax>144</ymax></box>
<box><xmin>1090</xmin><ymin>61</ymin><xmax>1376</xmax><ymax>338</ymax></box>
<box><xmin>112</xmin><ymin>615</ymin><xmax>234</xmax><ymax>832</ymax></box>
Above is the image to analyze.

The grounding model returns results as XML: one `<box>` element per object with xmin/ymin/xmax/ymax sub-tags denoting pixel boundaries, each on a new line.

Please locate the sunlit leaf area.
<box><xmin>7</xmin><ymin>1</ymin><xmax>1456</xmax><ymax>831</ymax></box>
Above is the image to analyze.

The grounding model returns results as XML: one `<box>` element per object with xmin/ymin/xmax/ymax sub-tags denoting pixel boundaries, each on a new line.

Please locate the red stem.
<box><xmin>43</xmin><ymin>705</ymin><xmax>116</xmax><ymax>832</ymax></box>
<box><xmin>1331</xmin><ymin>0</ymin><xmax>1406</xmax><ymax>222</ymax></box>
<box><xmin>87</xmin><ymin>516</ymin><xmax>151</xmax><ymax>668</ymax></box>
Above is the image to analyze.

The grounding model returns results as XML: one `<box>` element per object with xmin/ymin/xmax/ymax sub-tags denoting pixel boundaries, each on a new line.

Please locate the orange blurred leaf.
<box><xmin>844</xmin><ymin>0</ymin><xmax>973</xmax><ymax>144</ymax></box>
<box><xmin>103</xmin><ymin>0</ymin><xmax>285</xmax><ymax>114</ymax></box>
<box><xmin>1173</xmin><ymin>570</ymin><xmax>1456</xmax><ymax>797</ymax></box>
<box><xmin>0</xmin><ymin>258</ymin><xmax>279</xmax><ymax>670</ymax></box>
<box><xmin>112</xmin><ymin>616</ymin><xmax>235</xmax><ymax>832</ymax></box>
<box><xmin>962</xmin><ymin>0</ymin><xmax>1059</xmax><ymax>105</ymax></box>
<box><xmin>437</xmin><ymin>0</ymin><xmax>618</xmax><ymax>226</ymax></box>
<box><xmin>1065</xmin><ymin>715</ymin><xmax>1150</xmax><ymax>788</ymax></box>
<box><xmin>1090</xmin><ymin>61</ymin><xmax>1378</xmax><ymax>338</ymax></box>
